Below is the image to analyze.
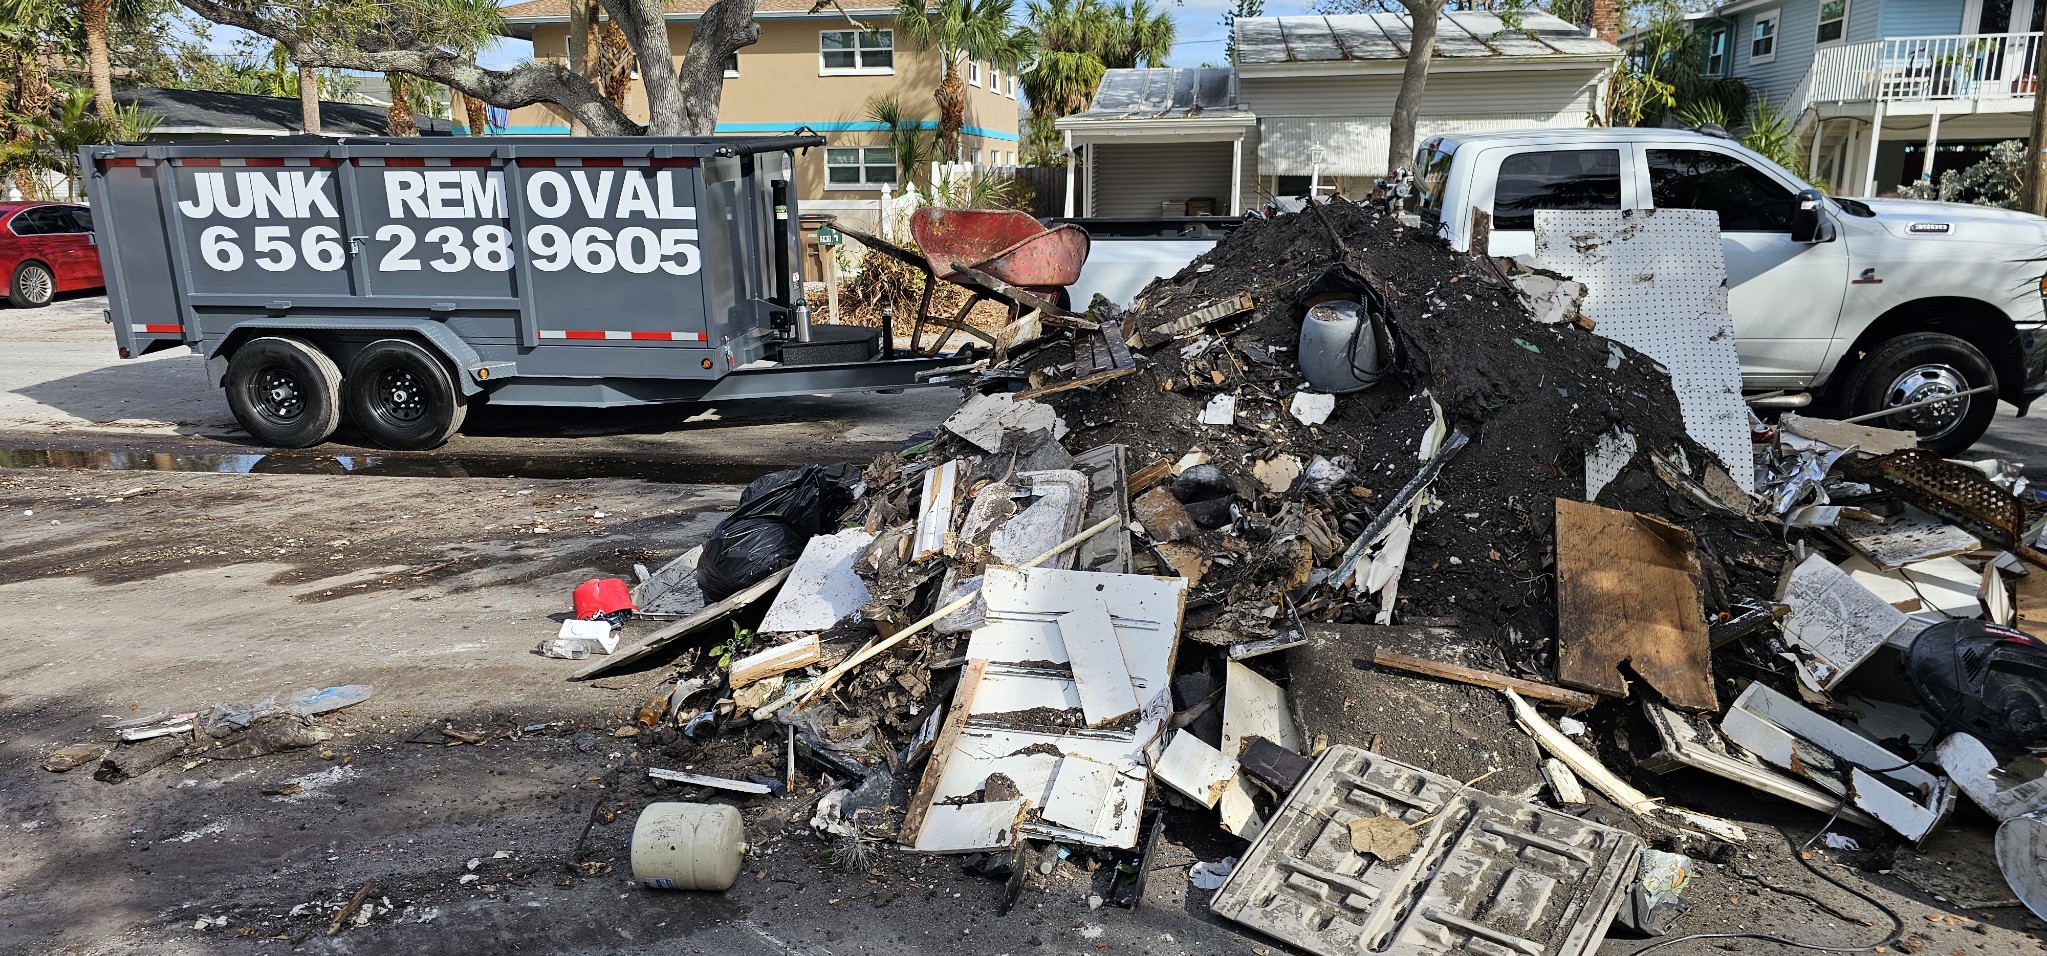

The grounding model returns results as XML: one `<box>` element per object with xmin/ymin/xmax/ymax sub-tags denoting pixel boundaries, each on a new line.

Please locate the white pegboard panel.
<box><xmin>1535</xmin><ymin>209</ymin><xmax>1755</xmax><ymax>495</ymax></box>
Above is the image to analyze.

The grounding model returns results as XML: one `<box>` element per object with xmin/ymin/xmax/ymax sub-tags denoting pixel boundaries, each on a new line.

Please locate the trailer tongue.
<box><xmin>83</xmin><ymin>135</ymin><xmax>971</xmax><ymax>450</ymax></box>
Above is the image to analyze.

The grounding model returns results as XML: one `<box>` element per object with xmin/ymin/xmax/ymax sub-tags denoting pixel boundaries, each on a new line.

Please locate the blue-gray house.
<box><xmin>1701</xmin><ymin>0</ymin><xmax>2039</xmax><ymax>195</ymax></box>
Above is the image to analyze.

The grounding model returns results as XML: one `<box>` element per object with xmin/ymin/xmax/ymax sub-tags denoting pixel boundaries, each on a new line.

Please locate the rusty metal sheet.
<box><xmin>1210</xmin><ymin>744</ymin><xmax>1641</xmax><ymax>956</ymax></box>
<box><xmin>1553</xmin><ymin>498</ymin><xmax>1717</xmax><ymax>711</ymax></box>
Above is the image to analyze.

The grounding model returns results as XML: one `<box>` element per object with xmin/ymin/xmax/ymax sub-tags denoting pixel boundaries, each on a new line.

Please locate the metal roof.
<box><xmin>1065</xmin><ymin>68</ymin><xmax>1250</xmax><ymax>123</ymax></box>
<box><xmin>1233</xmin><ymin>12</ymin><xmax>1620</xmax><ymax>65</ymax></box>
<box><xmin>116</xmin><ymin>87</ymin><xmax>452</xmax><ymax>136</ymax></box>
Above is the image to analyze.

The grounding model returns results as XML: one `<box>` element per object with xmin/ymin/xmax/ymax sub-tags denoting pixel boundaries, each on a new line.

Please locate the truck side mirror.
<box><xmin>1791</xmin><ymin>188</ymin><xmax>1827</xmax><ymax>243</ymax></box>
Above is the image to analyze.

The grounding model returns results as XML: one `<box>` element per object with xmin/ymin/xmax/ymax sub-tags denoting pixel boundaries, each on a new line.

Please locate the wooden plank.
<box><xmin>1552</xmin><ymin>498</ymin><xmax>1717</xmax><ymax>712</ymax></box>
<box><xmin>913</xmin><ymin>460</ymin><xmax>963</xmax><ymax>563</ymax></box>
<box><xmin>1364</xmin><ymin>647</ymin><xmax>1599</xmax><ymax>712</ymax></box>
<box><xmin>899</xmin><ymin>659</ymin><xmax>989</xmax><ymax>848</ymax></box>
<box><xmin>1127</xmin><ymin>293</ymin><xmax>1253</xmax><ymax>348</ymax></box>
<box><xmin>573</xmin><ymin>566</ymin><xmax>791</xmax><ymax>680</ymax></box>
<box><xmin>729</xmin><ymin>636</ymin><xmax>823</xmax><ymax>689</ymax></box>
<box><xmin>1505</xmin><ymin>690</ymin><xmax>1748</xmax><ymax>844</ymax></box>
<box><xmin>1059</xmin><ymin>601</ymin><xmax>1139</xmax><ymax>727</ymax></box>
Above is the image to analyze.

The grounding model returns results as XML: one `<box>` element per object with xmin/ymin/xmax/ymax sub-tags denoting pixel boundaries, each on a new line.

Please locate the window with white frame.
<box><xmin>1705</xmin><ymin>27</ymin><xmax>1728</xmax><ymax>75</ymax></box>
<box><xmin>725</xmin><ymin>52</ymin><xmax>739</xmax><ymax>77</ymax></box>
<box><xmin>826</xmin><ymin>146</ymin><xmax>898</xmax><ymax>187</ymax></box>
<box><xmin>1815</xmin><ymin>0</ymin><xmax>1846</xmax><ymax>43</ymax></box>
<box><xmin>989</xmin><ymin>64</ymin><xmax>1002</xmax><ymax>90</ymax></box>
<box><xmin>968</xmin><ymin>59</ymin><xmax>982</xmax><ymax>86</ymax></box>
<box><xmin>1010</xmin><ymin>75</ymin><xmax>1018</xmax><ymax>97</ymax></box>
<box><xmin>1750</xmin><ymin>11</ymin><xmax>1778</xmax><ymax>61</ymax></box>
<box><xmin>820</xmin><ymin>30</ymin><xmax>893</xmax><ymax>73</ymax></box>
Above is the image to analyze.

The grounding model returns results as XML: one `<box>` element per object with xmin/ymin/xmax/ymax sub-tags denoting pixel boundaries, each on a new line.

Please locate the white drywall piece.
<box><xmin>1058</xmin><ymin>600</ymin><xmax>1140</xmax><ymax>727</ymax></box>
<box><xmin>1779</xmin><ymin>553</ymin><xmax>1910</xmax><ymax>691</ymax></box>
<box><xmin>758</xmin><ymin>528</ymin><xmax>875</xmax><ymax>634</ymax></box>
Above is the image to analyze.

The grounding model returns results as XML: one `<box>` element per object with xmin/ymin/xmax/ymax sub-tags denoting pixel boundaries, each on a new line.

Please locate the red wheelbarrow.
<box><xmin>909</xmin><ymin>208</ymin><xmax>1091</xmax><ymax>293</ymax></box>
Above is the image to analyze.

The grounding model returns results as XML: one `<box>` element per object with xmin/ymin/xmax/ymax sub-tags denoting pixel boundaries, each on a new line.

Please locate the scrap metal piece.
<box><xmin>1127</xmin><ymin>292</ymin><xmax>1254</xmax><ymax>349</ymax></box>
<box><xmin>1329</xmin><ymin>429</ymin><xmax>1469</xmax><ymax>591</ymax></box>
<box><xmin>1070</xmin><ymin>444</ymin><xmax>1133</xmax><ymax>574</ymax></box>
<box><xmin>1210</xmin><ymin>745</ymin><xmax>1642</xmax><ymax>956</ymax></box>
<box><xmin>1841</xmin><ymin>448</ymin><xmax>2047</xmax><ymax>568</ymax></box>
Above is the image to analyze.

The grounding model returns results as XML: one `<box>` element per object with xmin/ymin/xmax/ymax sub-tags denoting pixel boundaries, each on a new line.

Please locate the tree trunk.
<box><xmin>935</xmin><ymin>54</ymin><xmax>966</xmax><ymax>163</ymax></box>
<box><xmin>465</xmin><ymin>93</ymin><xmax>488</xmax><ymax>136</ymax></box>
<box><xmin>1386</xmin><ymin>0</ymin><xmax>1443</xmax><ymax>177</ymax></box>
<box><xmin>298</xmin><ymin>64</ymin><xmax>323</xmax><ymax>134</ymax></box>
<box><xmin>567</xmin><ymin>0</ymin><xmax>591</xmax><ymax>134</ymax></box>
<box><xmin>645</xmin><ymin>0</ymin><xmax>761</xmax><ymax>135</ymax></box>
<box><xmin>8</xmin><ymin>42</ymin><xmax>51</xmax><ymax>199</ymax></box>
<box><xmin>83</xmin><ymin>0</ymin><xmax>116</xmax><ymax>119</ymax></box>
<box><xmin>386</xmin><ymin>74</ymin><xmax>419</xmax><ymax>136</ymax></box>
<box><xmin>2026</xmin><ymin>82</ymin><xmax>2047</xmax><ymax>216</ymax></box>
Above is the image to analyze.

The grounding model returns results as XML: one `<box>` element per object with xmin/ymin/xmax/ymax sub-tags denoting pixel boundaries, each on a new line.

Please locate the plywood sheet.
<box><xmin>1553</xmin><ymin>498</ymin><xmax>1716</xmax><ymax>711</ymax></box>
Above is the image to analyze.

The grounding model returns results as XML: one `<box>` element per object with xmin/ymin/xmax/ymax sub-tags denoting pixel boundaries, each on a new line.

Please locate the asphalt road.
<box><xmin>0</xmin><ymin>293</ymin><xmax>960</xmax><ymax>475</ymax></box>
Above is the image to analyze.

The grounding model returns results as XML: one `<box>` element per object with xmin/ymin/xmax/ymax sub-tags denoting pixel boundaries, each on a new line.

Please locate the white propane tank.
<box><xmin>1298</xmin><ymin>300</ymin><xmax>1386</xmax><ymax>394</ymax></box>
<box><xmin>630</xmin><ymin>802</ymin><xmax>747</xmax><ymax>891</ymax></box>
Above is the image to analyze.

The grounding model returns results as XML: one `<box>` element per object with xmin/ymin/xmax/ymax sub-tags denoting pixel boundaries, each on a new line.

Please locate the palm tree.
<box><xmin>385</xmin><ymin>73</ymin><xmax>421</xmax><ymax>136</ymax></box>
<box><xmin>1101</xmin><ymin>0</ymin><xmax>1173</xmax><ymax>69</ymax></box>
<box><xmin>1022</xmin><ymin>0</ymin><xmax>1113</xmax><ymax>119</ymax></box>
<box><xmin>381</xmin><ymin>0</ymin><xmax>505</xmax><ymax>137</ymax></box>
<box><xmin>894</xmin><ymin>0</ymin><xmax>1035</xmax><ymax>162</ymax></box>
<box><xmin>78</xmin><ymin>0</ymin><xmax>146</xmax><ymax>119</ymax></box>
<box><xmin>866</xmin><ymin>93</ymin><xmax>932</xmax><ymax>189</ymax></box>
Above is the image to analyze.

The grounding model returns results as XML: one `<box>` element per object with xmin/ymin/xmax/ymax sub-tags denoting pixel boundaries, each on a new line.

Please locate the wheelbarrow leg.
<box><xmin>907</xmin><ymin>274</ymin><xmax>937</xmax><ymax>354</ymax></box>
<box><xmin>929</xmin><ymin>291</ymin><xmax>986</xmax><ymax>356</ymax></box>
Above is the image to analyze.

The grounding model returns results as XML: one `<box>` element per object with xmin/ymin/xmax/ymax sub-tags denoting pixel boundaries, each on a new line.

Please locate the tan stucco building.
<box><xmin>486</xmin><ymin>0</ymin><xmax>1023</xmax><ymax>202</ymax></box>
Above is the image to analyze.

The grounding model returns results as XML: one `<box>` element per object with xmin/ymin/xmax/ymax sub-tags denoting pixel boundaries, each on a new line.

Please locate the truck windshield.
<box><xmin>1411</xmin><ymin>140</ymin><xmax>1456</xmax><ymax>223</ymax></box>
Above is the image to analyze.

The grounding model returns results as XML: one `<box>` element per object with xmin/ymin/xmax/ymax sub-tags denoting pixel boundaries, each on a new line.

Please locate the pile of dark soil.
<box><xmin>1033</xmin><ymin>199</ymin><xmax>1780</xmax><ymax>672</ymax></box>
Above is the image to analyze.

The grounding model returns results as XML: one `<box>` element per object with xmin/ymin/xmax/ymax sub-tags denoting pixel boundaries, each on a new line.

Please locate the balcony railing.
<box><xmin>1803</xmin><ymin>31</ymin><xmax>2041</xmax><ymax>107</ymax></box>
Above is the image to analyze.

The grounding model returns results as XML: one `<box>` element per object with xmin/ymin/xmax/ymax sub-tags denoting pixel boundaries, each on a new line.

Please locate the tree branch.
<box><xmin>174</xmin><ymin>0</ymin><xmax>640</xmax><ymax>135</ymax></box>
<box><xmin>672</xmin><ymin>0</ymin><xmax>762</xmax><ymax>135</ymax></box>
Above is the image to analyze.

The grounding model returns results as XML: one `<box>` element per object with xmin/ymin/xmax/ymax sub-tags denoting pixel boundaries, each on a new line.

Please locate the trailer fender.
<box><xmin>206</xmin><ymin>319</ymin><xmax>504</xmax><ymax>396</ymax></box>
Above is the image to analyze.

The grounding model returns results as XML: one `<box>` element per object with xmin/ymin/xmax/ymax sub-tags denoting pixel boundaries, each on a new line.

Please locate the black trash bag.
<box><xmin>696</xmin><ymin>463</ymin><xmax>863</xmax><ymax>602</ymax></box>
<box><xmin>1904</xmin><ymin>619</ymin><xmax>2047</xmax><ymax>754</ymax></box>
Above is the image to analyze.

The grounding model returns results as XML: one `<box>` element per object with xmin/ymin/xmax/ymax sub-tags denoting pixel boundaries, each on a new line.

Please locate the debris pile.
<box><xmin>571</xmin><ymin>200</ymin><xmax>2047</xmax><ymax>952</ymax></box>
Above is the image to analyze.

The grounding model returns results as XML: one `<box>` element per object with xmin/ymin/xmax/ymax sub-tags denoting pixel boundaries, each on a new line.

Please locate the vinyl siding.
<box><xmin>1089</xmin><ymin>141</ymin><xmax>1237</xmax><ymax>217</ymax></box>
<box><xmin>1241</xmin><ymin>69</ymin><xmax>1603</xmax><ymax>176</ymax></box>
<box><xmin>1733</xmin><ymin>1</ymin><xmax>1823</xmax><ymax>107</ymax></box>
<box><xmin>1878</xmin><ymin>0</ymin><xmax>1965</xmax><ymax>36</ymax></box>
<box><xmin>1844</xmin><ymin>0</ymin><xmax>1882</xmax><ymax>42</ymax></box>
<box><xmin>1239</xmin><ymin>68</ymin><xmax>1604</xmax><ymax>118</ymax></box>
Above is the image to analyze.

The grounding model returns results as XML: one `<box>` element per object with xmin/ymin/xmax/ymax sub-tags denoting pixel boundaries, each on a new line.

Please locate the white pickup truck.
<box><xmin>1410</xmin><ymin>127</ymin><xmax>2047</xmax><ymax>454</ymax></box>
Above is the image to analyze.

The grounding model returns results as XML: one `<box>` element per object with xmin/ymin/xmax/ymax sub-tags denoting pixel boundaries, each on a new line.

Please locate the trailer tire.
<box><xmin>224</xmin><ymin>336</ymin><xmax>344</xmax><ymax>448</ymax></box>
<box><xmin>9</xmin><ymin>260</ymin><xmax>55</xmax><ymax>308</ymax></box>
<box><xmin>344</xmin><ymin>338</ymin><xmax>467</xmax><ymax>450</ymax></box>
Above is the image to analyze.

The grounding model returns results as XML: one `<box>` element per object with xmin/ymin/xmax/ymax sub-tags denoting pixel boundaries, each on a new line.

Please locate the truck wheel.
<box><xmin>1840</xmin><ymin>332</ymin><xmax>1998</xmax><ymax>455</ymax></box>
<box><xmin>344</xmin><ymin>339</ymin><xmax>467</xmax><ymax>450</ymax></box>
<box><xmin>8</xmin><ymin>261</ymin><xmax>54</xmax><ymax>308</ymax></box>
<box><xmin>224</xmin><ymin>336</ymin><xmax>343</xmax><ymax>448</ymax></box>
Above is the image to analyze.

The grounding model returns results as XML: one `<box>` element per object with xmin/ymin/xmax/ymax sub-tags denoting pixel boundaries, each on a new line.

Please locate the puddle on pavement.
<box><xmin>0</xmin><ymin>446</ymin><xmax>778</xmax><ymax>486</ymax></box>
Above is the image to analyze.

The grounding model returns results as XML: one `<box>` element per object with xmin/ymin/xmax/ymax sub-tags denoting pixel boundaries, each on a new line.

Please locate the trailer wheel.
<box><xmin>344</xmin><ymin>338</ymin><xmax>467</xmax><ymax>450</ymax></box>
<box><xmin>224</xmin><ymin>336</ymin><xmax>343</xmax><ymax>448</ymax></box>
<box><xmin>8</xmin><ymin>261</ymin><xmax>55</xmax><ymax>308</ymax></box>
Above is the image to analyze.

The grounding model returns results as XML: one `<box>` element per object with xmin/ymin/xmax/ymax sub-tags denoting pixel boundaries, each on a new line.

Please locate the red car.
<box><xmin>0</xmin><ymin>202</ymin><xmax>103</xmax><ymax>308</ymax></box>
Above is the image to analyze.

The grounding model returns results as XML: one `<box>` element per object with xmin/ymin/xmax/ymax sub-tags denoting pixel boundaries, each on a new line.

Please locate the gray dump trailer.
<box><xmin>83</xmin><ymin>135</ymin><xmax>963</xmax><ymax>450</ymax></box>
